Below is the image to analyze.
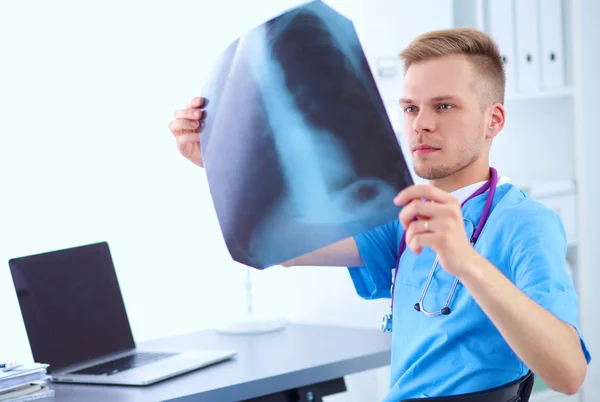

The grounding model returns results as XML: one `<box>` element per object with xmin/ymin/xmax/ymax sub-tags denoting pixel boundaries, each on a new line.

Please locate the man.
<box><xmin>168</xmin><ymin>28</ymin><xmax>590</xmax><ymax>400</ymax></box>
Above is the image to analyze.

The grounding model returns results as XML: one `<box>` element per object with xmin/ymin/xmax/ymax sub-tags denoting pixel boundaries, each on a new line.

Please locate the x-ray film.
<box><xmin>200</xmin><ymin>0</ymin><xmax>413</xmax><ymax>269</ymax></box>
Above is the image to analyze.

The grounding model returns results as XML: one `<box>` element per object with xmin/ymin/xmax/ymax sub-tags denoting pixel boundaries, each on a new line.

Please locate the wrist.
<box><xmin>456</xmin><ymin>248</ymin><xmax>485</xmax><ymax>283</ymax></box>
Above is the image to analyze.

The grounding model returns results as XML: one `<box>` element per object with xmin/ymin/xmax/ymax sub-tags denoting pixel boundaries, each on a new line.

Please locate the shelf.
<box><xmin>505</xmin><ymin>87</ymin><xmax>574</xmax><ymax>101</ymax></box>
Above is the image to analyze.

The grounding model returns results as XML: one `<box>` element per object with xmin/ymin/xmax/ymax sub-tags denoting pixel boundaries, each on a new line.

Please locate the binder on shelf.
<box><xmin>514</xmin><ymin>0</ymin><xmax>541</xmax><ymax>92</ymax></box>
<box><xmin>539</xmin><ymin>0</ymin><xmax>565</xmax><ymax>89</ymax></box>
<box><xmin>486</xmin><ymin>0</ymin><xmax>517</xmax><ymax>94</ymax></box>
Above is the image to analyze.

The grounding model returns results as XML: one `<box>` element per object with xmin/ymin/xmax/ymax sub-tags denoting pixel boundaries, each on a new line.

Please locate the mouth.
<box><xmin>412</xmin><ymin>144</ymin><xmax>441</xmax><ymax>156</ymax></box>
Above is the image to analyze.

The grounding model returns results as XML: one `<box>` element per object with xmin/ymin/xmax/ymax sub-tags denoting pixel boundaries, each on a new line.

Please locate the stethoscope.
<box><xmin>382</xmin><ymin>167</ymin><xmax>498</xmax><ymax>332</ymax></box>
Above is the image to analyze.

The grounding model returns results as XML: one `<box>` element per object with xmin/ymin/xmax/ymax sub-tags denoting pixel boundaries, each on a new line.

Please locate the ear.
<box><xmin>486</xmin><ymin>103</ymin><xmax>505</xmax><ymax>139</ymax></box>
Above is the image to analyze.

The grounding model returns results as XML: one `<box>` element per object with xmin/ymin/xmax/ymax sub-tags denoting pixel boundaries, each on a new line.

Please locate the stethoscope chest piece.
<box><xmin>381</xmin><ymin>309</ymin><xmax>393</xmax><ymax>332</ymax></box>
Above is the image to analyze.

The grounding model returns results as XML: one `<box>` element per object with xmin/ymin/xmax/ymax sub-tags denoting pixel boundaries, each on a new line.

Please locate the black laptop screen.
<box><xmin>9</xmin><ymin>242</ymin><xmax>136</xmax><ymax>372</ymax></box>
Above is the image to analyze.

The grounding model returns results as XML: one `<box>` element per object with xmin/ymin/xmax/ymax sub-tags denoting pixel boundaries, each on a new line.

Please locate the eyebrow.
<box><xmin>399</xmin><ymin>95</ymin><xmax>460</xmax><ymax>104</ymax></box>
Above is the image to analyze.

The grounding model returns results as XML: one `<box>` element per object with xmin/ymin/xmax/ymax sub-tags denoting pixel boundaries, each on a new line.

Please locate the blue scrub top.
<box><xmin>348</xmin><ymin>183</ymin><xmax>591</xmax><ymax>400</ymax></box>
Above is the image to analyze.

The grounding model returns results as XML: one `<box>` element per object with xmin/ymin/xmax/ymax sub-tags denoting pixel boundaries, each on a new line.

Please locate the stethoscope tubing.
<box><xmin>382</xmin><ymin>168</ymin><xmax>499</xmax><ymax>330</ymax></box>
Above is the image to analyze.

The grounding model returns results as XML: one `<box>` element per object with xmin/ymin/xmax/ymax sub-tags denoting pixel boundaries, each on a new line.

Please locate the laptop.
<box><xmin>8</xmin><ymin>241</ymin><xmax>237</xmax><ymax>386</ymax></box>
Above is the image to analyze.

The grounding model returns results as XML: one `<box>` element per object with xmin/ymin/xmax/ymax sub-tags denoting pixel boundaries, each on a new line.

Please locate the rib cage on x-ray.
<box><xmin>200</xmin><ymin>1</ymin><xmax>413</xmax><ymax>269</ymax></box>
<box><xmin>266</xmin><ymin>10</ymin><xmax>403</xmax><ymax>206</ymax></box>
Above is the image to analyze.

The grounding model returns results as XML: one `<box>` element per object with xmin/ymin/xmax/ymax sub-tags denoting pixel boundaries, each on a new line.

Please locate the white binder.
<box><xmin>539</xmin><ymin>0</ymin><xmax>565</xmax><ymax>88</ymax></box>
<box><xmin>514</xmin><ymin>0</ymin><xmax>541</xmax><ymax>92</ymax></box>
<box><xmin>487</xmin><ymin>0</ymin><xmax>517</xmax><ymax>94</ymax></box>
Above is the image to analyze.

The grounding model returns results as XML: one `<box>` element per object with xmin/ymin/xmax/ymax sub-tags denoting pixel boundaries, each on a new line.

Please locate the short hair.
<box><xmin>398</xmin><ymin>28</ymin><xmax>506</xmax><ymax>105</ymax></box>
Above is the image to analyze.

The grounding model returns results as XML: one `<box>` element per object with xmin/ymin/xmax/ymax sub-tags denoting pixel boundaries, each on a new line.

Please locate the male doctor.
<box><xmin>168</xmin><ymin>28</ymin><xmax>590</xmax><ymax>400</ymax></box>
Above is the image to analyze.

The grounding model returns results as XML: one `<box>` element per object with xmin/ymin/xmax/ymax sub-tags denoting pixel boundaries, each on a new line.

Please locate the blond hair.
<box><xmin>399</xmin><ymin>28</ymin><xmax>506</xmax><ymax>105</ymax></box>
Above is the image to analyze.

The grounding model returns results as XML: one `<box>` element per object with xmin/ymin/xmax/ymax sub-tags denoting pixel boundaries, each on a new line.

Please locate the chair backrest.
<box><xmin>401</xmin><ymin>371</ymin><xmax>534</xmax><ymax>402</ymax></box>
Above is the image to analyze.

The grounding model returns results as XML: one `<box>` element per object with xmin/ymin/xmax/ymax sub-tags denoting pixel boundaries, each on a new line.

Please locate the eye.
<box><xmin>439</xmin><ymin>103</ymin><xmax>453</xmax><ymax>110</ymax></box>
<box><xmin>404</xmin><ymin>106</ymin><xmax>417</xmax><ymax>113</ymax></box>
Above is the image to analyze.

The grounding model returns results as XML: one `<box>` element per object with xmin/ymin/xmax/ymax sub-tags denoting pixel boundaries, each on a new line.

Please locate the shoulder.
<box><xmin>492</xmin><ymin>184</ymin><xmax>567</xmax><ymax>273</ymax></box>
<box><xmin>353</xmin><ymin>217</ymin><xmax>402</xmax><ymax>255</ymax></box>
<box><xmin>354</xmin><ymin>217</ymin><xmax>401</xmax><ymax>249</ymax></box>
<box><xmin>494</xmin><ymin>183</ymin><xmax>566</xmax><ymax>237</ymax></box>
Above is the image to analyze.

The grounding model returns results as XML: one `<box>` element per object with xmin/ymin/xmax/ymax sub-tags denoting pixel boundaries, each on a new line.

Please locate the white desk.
<box><xmin>46</xmin><ymin>323</ymin><xmax>392</xmax><ymax>402</ymax></box>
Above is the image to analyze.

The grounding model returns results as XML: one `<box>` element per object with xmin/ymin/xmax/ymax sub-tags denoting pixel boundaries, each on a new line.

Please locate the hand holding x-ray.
<box><xmin>189</xmin><ymin>0</ymin><xmax>414</xmax><ymax>269</ymax></box>
<box><xmin>169</xmin><ymin>97</ymin><xmax>206</xmax><ymax>168</ymax></box>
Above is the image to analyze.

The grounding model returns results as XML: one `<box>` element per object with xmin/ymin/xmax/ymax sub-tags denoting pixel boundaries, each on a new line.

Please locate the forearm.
<box><xmin>458</xmin><ymin>252</ymin><xmax>587</xmax><ymax>395</ymax></box>
<box><xmin>281</xmin><ymin>237</ymin><xmax>363</xmax><ymax>267</ymax></box>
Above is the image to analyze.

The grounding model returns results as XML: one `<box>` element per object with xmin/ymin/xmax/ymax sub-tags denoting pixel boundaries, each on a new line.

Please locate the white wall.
<box><xmin>0</xmin><ymin>0</ymin><xmax>304</xmax><ymax>358</ymax></box>
<box><xmin>0</xmin><ymin>1</ymin><xmax>592</xmax><ymax>401</ymax></box>
<box><xmin>0</xmin><ymin>1</ymin><xmax>414</xmax><ymax>400</ymax></box>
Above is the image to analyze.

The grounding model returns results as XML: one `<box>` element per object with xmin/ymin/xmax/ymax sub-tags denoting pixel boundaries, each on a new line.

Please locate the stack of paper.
<box><xmin>0</xmin><ymin>363</ymin><xmax>53</xmax><ymax>401</ymax></box>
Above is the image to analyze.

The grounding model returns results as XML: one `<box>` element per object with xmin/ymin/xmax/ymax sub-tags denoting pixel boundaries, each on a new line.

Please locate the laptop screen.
<box><xmin>9</xmin><ymin>242</ymin><xmax>136</xmax><ymax>373</ymax></box>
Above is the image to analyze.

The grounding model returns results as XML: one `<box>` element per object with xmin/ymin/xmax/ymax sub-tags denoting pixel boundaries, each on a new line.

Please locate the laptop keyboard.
<box><xmin>70</xmin><ymin>352</ymin><xmax>178</xmax><ymax>375</ymax></box>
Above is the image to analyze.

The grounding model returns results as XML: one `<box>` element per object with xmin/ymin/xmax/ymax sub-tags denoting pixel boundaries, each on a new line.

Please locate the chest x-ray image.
<box><xmin>200</xmin><ymin>0</ymin><xmax>413</xmax><ymax>269</ymax></box>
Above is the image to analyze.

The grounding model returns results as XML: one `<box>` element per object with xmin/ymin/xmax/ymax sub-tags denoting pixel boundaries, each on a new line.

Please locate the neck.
<box><xmin>428</xmin><ymin>161</ymin><xmax>491</xmax><ymax>193</ymax></box>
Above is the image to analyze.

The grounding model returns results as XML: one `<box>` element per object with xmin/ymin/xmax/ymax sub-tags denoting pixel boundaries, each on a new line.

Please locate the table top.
<box><xmin>47</xmin><ymin>322</ymin><xmax>392</xmax><ymax>402</ymax></box>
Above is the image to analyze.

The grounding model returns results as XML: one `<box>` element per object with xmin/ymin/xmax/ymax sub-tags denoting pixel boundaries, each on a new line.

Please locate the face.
<box><xmin>400</xmin><ymin>54</ymin><xmax>501</xmax><ymax>180</ymax></box>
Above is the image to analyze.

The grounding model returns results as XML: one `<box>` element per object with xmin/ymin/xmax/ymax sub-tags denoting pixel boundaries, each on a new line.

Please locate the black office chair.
<box><xmin>401</xmin><ymin>371</ymin><xmax>534</xmax><ymax>402</ymax></box>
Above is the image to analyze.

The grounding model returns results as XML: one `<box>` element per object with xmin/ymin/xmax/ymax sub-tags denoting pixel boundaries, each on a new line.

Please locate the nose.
<box><xmin>412</xmin><ymin>109</ymin><xmax>435</xmax><ymax>134</ymax></box>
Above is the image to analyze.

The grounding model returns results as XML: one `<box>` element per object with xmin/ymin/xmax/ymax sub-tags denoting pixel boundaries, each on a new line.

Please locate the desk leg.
<box><xmin>243</xmin><ymin>377</ymin><xmax>347</xmax><ymax>402</ymax></box>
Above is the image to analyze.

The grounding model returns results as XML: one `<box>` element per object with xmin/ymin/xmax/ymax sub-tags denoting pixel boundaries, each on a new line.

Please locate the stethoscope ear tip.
<box><xmin>441</xmin><ymin>307</ymin><xmax>451</xmax><ymax>315</ymax></box>
<box><xmin>414</xmin><ymin>303</ymin><xmax>421</xmax><ymax>311</ymax></box>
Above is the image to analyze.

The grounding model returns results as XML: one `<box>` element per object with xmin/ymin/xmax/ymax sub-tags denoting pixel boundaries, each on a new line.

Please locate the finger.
<box><xmin>174</xmin><ymin>108</ymin><xmax>203</xmax><ymax>120</ymax></box>
<box><xmin>405</xmin><ymin>219</ymin><xmax>434</xmax><ymax>249</ymax></box>
<box><xmin>168</xmin><ymin>119</ymin><xmax>200</xmax><ymax>135</ymax></box>
<box><xmin>176</xmin><ymin>133</ymin><xmax>200</xmax><ymax>146</ymax></box>
<box><xmin>398</xmin><ymin>199</ymin><xmax>439</xmax><ymax>229</ymax></box>
<box><xmin>394</xmin><ymin>184</ymin><xmax>450</xmax><ymax>206</ymax></box>
<box><xmin>411</xmin><ymin>219</ymin><xmax>435</xmax><ymax>235</ymax></box>
<box><xmin>408</xmin><ymin>232</ymin><xmax>437</xmax><ymax>255</ymax></box>
<box><xmin>186</xmin><ymin>96</ymin><xmax>206</xmax><ymax>109</ymax></box>
<box><xmin>394</xmin><ymin>184</ymin><xmax>453</xmax><ymax>206</ymax></box>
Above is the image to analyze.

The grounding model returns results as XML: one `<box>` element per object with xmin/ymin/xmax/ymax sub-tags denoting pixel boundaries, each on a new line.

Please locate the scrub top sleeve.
<box><xmin>510</xmin><ymin>208</ymin><xmax>591</xmax><ymax>364</ymax></box>
<box><xmin>347</xmin><ymin>219</ymin><xmax>400</xmax><ymax>300</ymax></box>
